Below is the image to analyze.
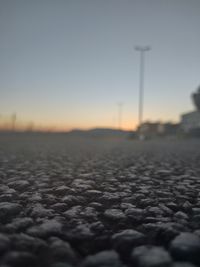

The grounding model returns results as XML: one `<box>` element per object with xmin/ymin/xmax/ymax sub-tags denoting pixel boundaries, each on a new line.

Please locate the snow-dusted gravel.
<box><xmin>0</xmin><ymin>134</ymin><xmax>200</xmax><ymax>267</ymax></box>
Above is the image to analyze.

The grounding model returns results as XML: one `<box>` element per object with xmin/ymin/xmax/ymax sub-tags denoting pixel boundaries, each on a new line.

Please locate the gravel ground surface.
<box><xmin>0</xmin><ymin>134</ymin><xmax>200</xmax><ymax>267</ymax></box>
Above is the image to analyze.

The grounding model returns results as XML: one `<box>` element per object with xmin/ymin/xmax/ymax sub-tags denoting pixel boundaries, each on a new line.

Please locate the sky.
<box><xmin>0</xmin><ymin>0</ymin><xmax>200</xmax><ymax>131</ymax></box>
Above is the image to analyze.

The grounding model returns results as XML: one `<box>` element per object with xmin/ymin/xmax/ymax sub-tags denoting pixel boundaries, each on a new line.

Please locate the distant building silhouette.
<box><xmin>158</xmin><ymin>122</ymin><xmax>179</xmax><ymax>136</ymax></box>
<box><xmin>181</xmin><ymin>86</ymin><xmax>200</xmax><ymax>134</ymax></box>
<box><xmin>193</xmin><ymin>86</ymin><xmax>200</xmax><ymax>111</ymax></box>
<box><xmin>138</xmin><ymin>121</ymin><xmax>160</xmax><ymax>138</ymax></box>
<box><xmin>137</xmin><ymin>121</ymin><xmax>179</xmax><ymax>139</ymax></box>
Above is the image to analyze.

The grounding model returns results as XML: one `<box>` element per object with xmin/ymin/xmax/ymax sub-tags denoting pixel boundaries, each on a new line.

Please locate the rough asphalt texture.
<box><xmin>0</xmin><ymin>134</ymin><xmax>200</xmax><ymax>267</ymax></box>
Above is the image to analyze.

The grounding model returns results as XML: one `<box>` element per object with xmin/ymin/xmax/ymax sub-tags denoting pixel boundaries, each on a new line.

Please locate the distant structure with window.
<box><xmin>136</xmin><ymin>86</ymin><xmax>200</xmax><ymax>139</ymax></box>
<box><xmin>181</xmin><ymin>86</ymin><xmax>200</xmax><ymax>135</ymax></box>
<box><xmin>137</xmin><ymin>121</ymin><xmax>179</xmax><ymax>138</ymax></box>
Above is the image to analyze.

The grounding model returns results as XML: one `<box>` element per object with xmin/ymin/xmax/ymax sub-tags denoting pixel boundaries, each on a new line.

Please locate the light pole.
<box><xmin>135</xmin><ymin>45</ymin><xmax>151</xmax><ymax>132</ymax></box>
<box><xmin>117</xmin><ymin>102</ymin><xmax>123</xmax><ymax>130</ymax></box>
<box><xmin>11</xmin><ymin>113</ymin><xmax>17</xmax><ymax>132</ymax></box>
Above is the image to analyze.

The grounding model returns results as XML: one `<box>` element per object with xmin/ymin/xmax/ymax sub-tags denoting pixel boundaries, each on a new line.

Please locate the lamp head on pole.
<box><xmin>134</xmin><ymin>45</ymin><xmax>151</xmax><ymax>51</ymax></box>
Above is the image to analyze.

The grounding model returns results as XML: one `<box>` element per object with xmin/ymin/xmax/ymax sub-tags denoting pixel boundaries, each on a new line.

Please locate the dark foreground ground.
<box><xmin>0</xmin><ymin>134</ymin><xmax>200</xmax><ymax>267</ymax></box>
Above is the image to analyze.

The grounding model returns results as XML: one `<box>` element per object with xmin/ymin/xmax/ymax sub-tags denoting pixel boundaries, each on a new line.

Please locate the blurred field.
<box><xmin>0</xmin><ymin>133</ymin><xmax>200</xmax><ymax>164</ymax></box>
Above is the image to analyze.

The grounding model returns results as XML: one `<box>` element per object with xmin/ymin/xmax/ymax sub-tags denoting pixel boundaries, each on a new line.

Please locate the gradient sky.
<box><xmin>0</xmin><ymin>0</ymin><xmax>200</xmax><ymax>131</ymax></box>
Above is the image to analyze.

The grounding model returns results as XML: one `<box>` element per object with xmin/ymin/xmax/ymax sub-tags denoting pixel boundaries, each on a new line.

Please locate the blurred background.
<box><xmin>0</xmin><ymin>0</ymin><xmax>200</xmax><ymax>137</ymax></box>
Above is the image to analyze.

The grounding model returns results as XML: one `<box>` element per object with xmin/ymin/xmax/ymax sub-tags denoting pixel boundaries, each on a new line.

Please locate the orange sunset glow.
<box><xmin>1</xmin><ymin>0</ymin><xmax>199</xmax><ymax>133</ymax></box>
